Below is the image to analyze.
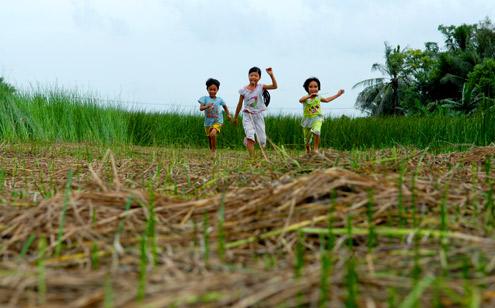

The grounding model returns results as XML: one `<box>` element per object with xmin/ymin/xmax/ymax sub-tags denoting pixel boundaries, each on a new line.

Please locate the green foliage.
<box><xmin>357</xmin><ymin>18</ymin><xmax>495</xmax><ymax>116</ymax></box>
<box><xmin>353</xmin><ymin>43</ymin><xmax>410</xmax><ymax>116</ymax></box>
<box><xmin>438</xmin><ymin>23</ymin><xmax>477</xmax><ymax>52</ymax></box>
<box><xmin>475</xmin><ymin>18</ymin><xmax>495</xmax><ymax>59</ymax></box>
<box><xmin>466</xmin><ymin>58</ymin><xmax>495</xmax><ymax>99</ymax></box>
<box><xmin>427</xmin><ymin>48</ymin><xmax>478</xmax><ymax>102</ymax></box>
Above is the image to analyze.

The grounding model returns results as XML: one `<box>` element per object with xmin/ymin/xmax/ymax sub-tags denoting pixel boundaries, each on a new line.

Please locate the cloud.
<box><xmin>2</xmin><ymin>0</ymin><xmax>495</xmax><ymax>117</ymax></box>
<box><xmin>163</xmin><ymin>0</ymin><xmax>318</xmax><ymax>48</ymax></box>
<box><xmin>71</xmin><ymin>0</ymin><xmax>130</xmax><ymax>36</ymax></box>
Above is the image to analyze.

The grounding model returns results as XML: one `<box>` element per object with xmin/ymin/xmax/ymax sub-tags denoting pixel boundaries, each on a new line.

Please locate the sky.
<box><xmin>0</xmin><ymin>0</ymin><xmax>493</xmax><ymax>116</ymax></box>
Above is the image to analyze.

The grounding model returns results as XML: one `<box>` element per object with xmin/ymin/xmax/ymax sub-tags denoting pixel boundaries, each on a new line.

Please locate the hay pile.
<box><xmin>1</xmin><ymin>145</ymin><xmax>495</xmax><ymax>306</ymax></box>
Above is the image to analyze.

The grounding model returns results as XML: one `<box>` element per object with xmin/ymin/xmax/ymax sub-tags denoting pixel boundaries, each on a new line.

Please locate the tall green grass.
<box><xmin>0</xmin><ymin>90</ymin><xmax>127</xmax><ymax>144</ymax></box>
<box><xmin>2</xmin><ymin>89</ymin><xmax>495</xmax><ymax>150</ymax></box>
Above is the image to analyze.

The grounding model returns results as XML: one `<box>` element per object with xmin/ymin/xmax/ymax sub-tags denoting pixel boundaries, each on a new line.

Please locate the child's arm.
<box><xmin>299</xmin><ymin>93</ymin><xmax>318</xmax><ymax>103</ymax></box>
<box><xmin>233</xmin><ymin>95</ymin><xmax>244</xmax><ymax>125</ymax></box>
<box><xmin>263</xmin><ymin>67</ymin><xmax>278</xmax><ymax>90</ymax></box>
<box><xmin>223</xmin><ymin>105</ymin><xmax>232</xmax><ymax>121</ymax></box>
<box><xmin>199</xmin><ymin>103</ymin><xmax>213</xmax><ymax>111</ymax></box>
<box><xmin>198</xmin><ymin>97</ymin><xmax>213</xmax><ymax>111</ymax></box>
<box><xmin>321</xmin><ymin>89</ymin><xmax>345</xmax><ymax>103</ymax></box>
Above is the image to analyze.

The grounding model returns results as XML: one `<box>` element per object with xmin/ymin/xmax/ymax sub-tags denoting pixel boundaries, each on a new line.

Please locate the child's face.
<box><xmin>308</xmin><ymin>81</ymin><xmax>319</xmax><ymax>95</ymax></box>
<box><xmin>249</xmin><ymin>72</ymin><xmax>260</xmax><ymax>85</ymax></box>
<box><xmin>207</xmin><ymin>84</ymin><xmax>218</xmax><ymax>98</ymax></box>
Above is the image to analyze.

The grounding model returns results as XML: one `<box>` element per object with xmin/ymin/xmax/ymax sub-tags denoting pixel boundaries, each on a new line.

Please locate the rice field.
<box><xmin>3</xmin><ymin>90</ymin><xmax>495</xmax><ymax>150</ymax></box>
<box><xmin>1</xmin><ymin>142</ymin><xmax>495</xmax><ymax>307</ymax></box>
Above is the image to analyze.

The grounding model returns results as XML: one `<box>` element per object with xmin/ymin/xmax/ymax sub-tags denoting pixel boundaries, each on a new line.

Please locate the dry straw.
<box><xmin>2</xmin><ymin>145</ymin><xmax>495</xmax><ymax>306</ymax></box>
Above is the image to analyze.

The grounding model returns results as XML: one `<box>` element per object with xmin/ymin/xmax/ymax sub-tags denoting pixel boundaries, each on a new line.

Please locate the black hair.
<box><xmin>205</xmin><ymin>78</ymin><xmax>220</xmax><ymax>89</ymax></box>
<box><xmin>303</xmin><ymin>77</ymin><xmax>321</xmax><ymax>93</ymax></box>
<box><xmin>248</xmin><ymin>66</ymin><xmax>262</xmax><ymax>76</ymax></box>
<box><xmin>248</xmin><ymin>67</ymin><xmax>271</xmax><ymax>106</ymax></box>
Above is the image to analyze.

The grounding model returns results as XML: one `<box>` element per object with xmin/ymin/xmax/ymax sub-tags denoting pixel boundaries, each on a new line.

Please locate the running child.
<box><xmin>198</xmin><ymin>78</ymin><xmax>231</xmax><ymax>154</ymax></box>
<box><xmin>234</xmin><ymin>67</ymin><xmax>278</xmax><ymax>157</ymax></box>
<box><xmin>299</xmin><ymin>77</ymin><xmax>344</xmax><ymax>154</ymax></box>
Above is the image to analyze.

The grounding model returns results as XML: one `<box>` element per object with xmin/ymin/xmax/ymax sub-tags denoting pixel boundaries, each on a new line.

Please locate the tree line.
<box><xmin>354</xmin><ymin>18</ymin><xmax>495</xmax><ymax>116</ymax></box>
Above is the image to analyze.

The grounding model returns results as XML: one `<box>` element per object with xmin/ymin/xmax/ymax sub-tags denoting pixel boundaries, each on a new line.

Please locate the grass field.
<box><xmin>1</xmin><ymin>142</ymin><xmax>495</xmax><ymax>307</ymax></box>
<box><xmin>3</xmin><ymin>90</ymin><xmax>495</xmax><ymax>150</ymax></box>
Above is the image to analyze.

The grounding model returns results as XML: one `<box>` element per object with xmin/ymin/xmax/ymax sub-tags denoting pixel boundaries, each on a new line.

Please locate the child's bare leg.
<box><xmin>211</xmin><ymin>136</ymin><xmax>217</xmax><ymax>152</ymax></box>
<box><xmin>303</xmin><ymin>128</ymin><xmax>311</xmax><ymax>154</ymax></box>
<box><xmin>246</xmin><ymin>138</ymin><xmax>255</xmax><ymax>157</ymax></box>
<box><xmin>209</xmin><ymin>129</ymin><xmax>218</xmax><ymax>153</ymax></box>
<box><xmin>313</xmin><ymin>134</ymin><xmax>320</xmax><ymax>153</ymax></box>
<box><xmin>208</xmin><ymin>136</ymin><xmax>213</xmax><ymax>150</ymax></box>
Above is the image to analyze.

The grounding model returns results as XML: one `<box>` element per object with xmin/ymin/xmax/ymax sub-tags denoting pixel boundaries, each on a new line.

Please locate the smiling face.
<box><xmin>207</xmin><ymin>84</ymin><xmax>218</xmax><ymax>98</ymax></box>
<box><xmin>308</xmin><ymin>80</ymin><xmax>319</xmax><ymax>95</ymax></box>
<box><xmin>248</xmin><ymin>72</ymin><xmax>260</xmax><ymax>86</ymax></box>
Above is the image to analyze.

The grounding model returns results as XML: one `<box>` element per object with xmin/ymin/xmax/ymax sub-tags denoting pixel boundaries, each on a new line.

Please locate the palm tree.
<box><xmin>353</xmin><ymin>43</ymin><xmax>410</xmax><ymax>116</ymax></box>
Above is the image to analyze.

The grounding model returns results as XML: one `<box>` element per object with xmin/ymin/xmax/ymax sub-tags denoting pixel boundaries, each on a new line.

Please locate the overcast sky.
<box><xmin>1</xmin><ymin>0</ymin><xmax>493</xmax><ymax>116</ymax></box>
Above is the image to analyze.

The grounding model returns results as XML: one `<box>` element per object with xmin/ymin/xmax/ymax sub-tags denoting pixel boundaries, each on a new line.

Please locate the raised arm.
<box><xmin>263</xmin><ymin>67</ymin><xmax>278</xmax><ymax>90</ymax></box>
<box><xmin>233</xmin><ymin>95</ymin><xmax>244</xmax><ymax>125</ymax></box>
<box><xmin>321</xmin><ymin>89</ymin><xmax>345</xmax><ymax>103</ymax></box>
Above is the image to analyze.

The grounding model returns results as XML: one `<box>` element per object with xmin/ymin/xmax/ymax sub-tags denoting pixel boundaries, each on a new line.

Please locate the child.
<box><xmin>198</xmin><ymin>78</ymin><xmax>231</xmax><ymax>154</ymax></box>
<box><xmin>299</xmin><ymin>77</ymin><xmax>344</xmax><ymax>154</ymax></box>
<box><xmin>234</xmin><ymin>67</ymin><xmax>278</xmax><ymax>157</ymax></box>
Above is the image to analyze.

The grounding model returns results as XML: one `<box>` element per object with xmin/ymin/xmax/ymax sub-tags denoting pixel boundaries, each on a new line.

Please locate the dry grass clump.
<box><xmin>1</xmin><ymin>144</ymin><xmax>495</xmax><ymax>306</ymax></box>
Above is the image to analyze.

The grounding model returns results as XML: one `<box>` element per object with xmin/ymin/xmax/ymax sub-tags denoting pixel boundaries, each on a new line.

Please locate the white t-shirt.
<box><xmin>239</xmin><ymin>84</ymin><xmax>266</xmax><ymax>113</ymax></box>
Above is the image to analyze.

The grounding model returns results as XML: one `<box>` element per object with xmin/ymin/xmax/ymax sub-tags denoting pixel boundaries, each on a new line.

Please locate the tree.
<box><xmin>402</xmin><ymin>47</ymin><xmax>438</xmax><ymax>106</ymax></box>
<box><xmin>438</xmin><ymin>23</ymin><xmax>477</xmax><ymax>52</ymax></box>
<box><xmin>353</xmin><ymin>43</ymin><xmax>410</xmax><ymax>116</ymax></box>
<box><xmin>467</xmin><ymin>58</ymin><xmax>495</xmax><ymax>100</ymax></box>
<box><xmin>355</xmin><ymin>18</ymin><xmax>495</xmax><ymax>116</ymax></box>
<box><xmin>426</xmin><ymin>19</ymin><xmax>494</xmax><ymax>106</ymax></box>
<box><xmin>475</xmin><ymin>18</ymin><xmax>495</xmax><ymax>59</ymax></box>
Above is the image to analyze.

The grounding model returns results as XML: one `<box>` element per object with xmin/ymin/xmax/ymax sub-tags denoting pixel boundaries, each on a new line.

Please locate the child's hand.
<box><xmin>337</xmin><ymin>89</ymin><xmax>345</xmax><ymax>96</ymax></box>
<box><xmin>266</xmin><ymin>67</ymin><xmax>273</xmax><ymax>75</ymax></box>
